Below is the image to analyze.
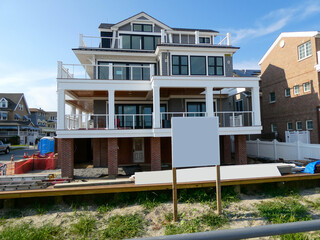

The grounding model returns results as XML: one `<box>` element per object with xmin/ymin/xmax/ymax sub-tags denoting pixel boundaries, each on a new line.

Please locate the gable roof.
<box><xmin>99</xmin><ymin>12</ymin><xmax>218</xmax><ymax>33</ymax></box>
<box><xmin>258</xmin><ymin>31</ymin><xmax>320</xmax><ymax>65</ymax></box>
<box><xmin>0</xmin><ymin>93</ymin><xmax>30</xmax><ymax>114</ymax></box>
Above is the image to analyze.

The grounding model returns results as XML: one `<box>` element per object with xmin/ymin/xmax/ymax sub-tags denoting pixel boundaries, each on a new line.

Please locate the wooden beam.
<box><xmin>0</xmin><ymin>173</ymin><xmax>319</xmax><ymax>200</ymax></box>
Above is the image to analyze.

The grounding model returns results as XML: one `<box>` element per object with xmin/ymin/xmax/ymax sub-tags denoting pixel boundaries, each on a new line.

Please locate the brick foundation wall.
<box><xmin>150</xmin><ymin>137</ymin><xmax>161</xmax><ymax>171</ymax></box>
<box><xmin>59</xmin><ymin>138</ymin><xmax>74</xmax><ymax>178</ymax></box>
<box><xmin>100</xmin><ymin>138</ymin><xmax>108</xmax><ymax>167</ymax></box>
<box><xmin>107</xmin><ymin>138</ymin><xmax>118</xmax><ymax>176</ymax></box>
<box><xmin>220</xmin><ymin>135</ymin><xmax>232</xmax><ymax>165</ymax></box>
<box><xmin>92</xmin><ymin>138</ymin><xmax>101</xmax><ymax>167</ymax></box>
<box><xmin>234</xmin><ymin>135</ymin><xmax>247</xmax><ymax>165</ymax></box>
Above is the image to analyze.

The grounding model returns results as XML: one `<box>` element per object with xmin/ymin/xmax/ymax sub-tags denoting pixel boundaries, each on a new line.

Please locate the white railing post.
<box><xmin>153</xmin><ymin>86</ymin><xmax>161</xmax><ymax>128</ymax></box>
<box><xmin>205</xmin><ymin>87</ymin><xmax>214</xmax><ymax>117</ymax></box>
<box><xmin>273</xmin><ymin>139</ymin><xmax>278</xmax><ymax>160</ymax></box>
<box><xmin>108</xmin><ymin>90</ymin><xmax>115</xmax><ymax>129</ymax></box>
<box><xmin>85</xmin><ymin>113</ymin><xmax>88</xmax><ymax>130</ymax></box>
<box><xmin>227</xmin><ymin>32</ymin><xmax>231</xmax><ymax>45</ymax></box>
<box><xmin>108</xmin><ymin>63</ymin><xmax>113</xmax><ymax>80</ymax></box>
<box><xmin>232</xmin><ymin>112</ymin><xmax>235</xmax><ymax>127</ymax></box>
<box><xmin>161</xmin><ymin>29</ymin><xmax>166</xmax><ymax>43</ymax></box>
<box><xmin>79</xmin><ymin>34</ymin><xmax>84</xmax><ymax>47</ymax></box>
<box><xmin>297</xmin><ymin>140</ymin><xmax>301</xmax><ymax>160</ymax></box>
<box><xmin>133</xmin><ymin>115</ymin><xmax>135</xmax><ymax>129</ymax></box>
<box><xmin>57</xmin><ymin>61</ymin><xmax>63</xmax><ymax>78</ymax></box>
<box><xmin>252</xmin><ymin>86</ymin><xmax>261</xmax><ymax>126</ymax></box>
<box><xmin>195</xmin><ymin>31</ymin><xmax>199</xmax><ymax>44</ymax></box>
<box><xmin>150</xmin><ymin>64</ymin><xmax>154</xmax><ymax>79</ymax></box>
<box><xmin>57</xmin><ymin>89</ymin><xmax>65</xmax><ymax>130</ymax></box>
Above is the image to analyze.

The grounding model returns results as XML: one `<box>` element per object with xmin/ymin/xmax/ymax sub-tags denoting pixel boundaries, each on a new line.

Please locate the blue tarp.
<box><xmin>38</xmin><ymin>137</ymin><xmax>55</xmax><ymax>155</ymax></box>
<box><xmin>302</xmin><ymin>160</ymin><xmax>320</xmax><ymax>174</ymax></box>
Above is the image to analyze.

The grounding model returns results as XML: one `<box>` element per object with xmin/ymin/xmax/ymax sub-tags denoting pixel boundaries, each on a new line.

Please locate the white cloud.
<box><xmin>0</xmin><ymin>68</ymin><xmax>57</xmax><ymax>111</ymax></box>
<box><xmin>231</xmin><ymin>1</ymin><xmax>320</xmax><ymax>44</ymax></box>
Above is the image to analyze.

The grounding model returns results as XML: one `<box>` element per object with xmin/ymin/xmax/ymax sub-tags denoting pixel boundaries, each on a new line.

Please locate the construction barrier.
<box><xmin>14</xmin><ymin>153</ymin><xmax>55</xmax><ymax>174</ymax></box>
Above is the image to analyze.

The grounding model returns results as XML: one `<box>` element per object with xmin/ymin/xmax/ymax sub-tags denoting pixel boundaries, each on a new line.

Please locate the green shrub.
<box><xmin>200</xmin><ymin>211</ymin><xmax>228</xmax><ymax>229</ymax></box>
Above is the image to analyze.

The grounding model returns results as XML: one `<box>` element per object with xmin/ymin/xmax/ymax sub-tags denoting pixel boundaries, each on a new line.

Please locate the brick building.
<box><xmin>259</xmin><ymin>32</ymin><xmax>320</xmax><ymax>143</ymax></box>
<box><xmin>56</xmin><ymin>12</ymin><xmax>262</xmax><ymax>178</ymax></box>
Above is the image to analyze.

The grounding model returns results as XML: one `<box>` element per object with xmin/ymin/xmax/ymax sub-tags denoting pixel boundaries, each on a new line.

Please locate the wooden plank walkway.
<box><xmin>1</xmin><ymin>173</ymin><xmax>320</xmax><ymax>200</ymax></box>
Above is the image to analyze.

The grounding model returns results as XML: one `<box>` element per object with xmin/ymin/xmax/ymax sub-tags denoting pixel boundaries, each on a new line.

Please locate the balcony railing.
<box><xmin>115</xmin><ymin>114</ymin><xmax>153</xmax><ymax>129</ymax></box>
<box><xmin>58</xmin><ymin>62</ymin><xmax>154</xmax><ymax>80</ymax></box>
<box><xmin>63</xmin><ymin>111</ymin><xmax>254</xmax><ymax>130</ymax></box>
<box><xmin>78</xmin><ymin>32</ymin><xmax>231</xmax><ymax>49</ymax></box>
<box><xmin>65</xmin><ymin>114</ymin><xmax>109</xmax><ymax>130</ymax></box>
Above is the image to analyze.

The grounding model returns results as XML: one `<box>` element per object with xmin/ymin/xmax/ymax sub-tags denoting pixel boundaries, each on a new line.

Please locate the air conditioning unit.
<box><xmin>230</xmin><ymin>115</ymin><xmax>243</xmax><ymax>127</ymax></box>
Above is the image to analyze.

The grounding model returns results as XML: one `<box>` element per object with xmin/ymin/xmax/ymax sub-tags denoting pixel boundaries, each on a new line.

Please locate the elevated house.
<box><xmin>259</xmin><ymin>31</ymin><xmax>320</xmax><ymax>143</ymax></box>
<box><xmin>0</xmin><ymin>93</ymin><xmax>39</xmax><ymax>145</ymax></box>
<box><xmin>56</xmin><ymin>12</ymin><xmax>262</xmax><ymax>178</ymax></box>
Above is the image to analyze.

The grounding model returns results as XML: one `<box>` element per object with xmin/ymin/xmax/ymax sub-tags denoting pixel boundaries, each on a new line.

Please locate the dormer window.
<box><xmin>0</xmin><ymin>98</ymin><xmax>8</xmax><ymax>108</ymax></box>
<box><xmin>133</xmin><ymin>24</ymin><xmax>152</xmax><ymax>32</ymax></box>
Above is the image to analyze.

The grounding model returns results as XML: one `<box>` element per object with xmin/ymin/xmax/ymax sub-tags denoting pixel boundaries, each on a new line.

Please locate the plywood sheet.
<box><xmin>135</xmin><ymin>164</ymin><xmax>283</xmax><ymax>185</ymax></box>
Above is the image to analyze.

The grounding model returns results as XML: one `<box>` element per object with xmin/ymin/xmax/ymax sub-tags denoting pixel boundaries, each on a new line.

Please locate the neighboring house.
<box><xmin>29</xmin><ymin>108</ymin><xmax>57</xmax><ymax>137</ymax></box>
<box><xmin>259</xmin><ymin>31</ymin><xmax>320</xmax><ymax>143</ymax></box>
<box><xmin>0</xmin><ymin>93</ymin><xmax>39</xmax><ymax>145</ymax></box>
<box><xmin>56</xmin><ymin>12</ymin><xmax>261</xmax><ymax>178</ymax></box>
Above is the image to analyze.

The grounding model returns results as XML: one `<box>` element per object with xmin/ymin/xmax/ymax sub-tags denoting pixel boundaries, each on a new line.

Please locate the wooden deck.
<box><xmin>1</xmin><ymin>173</ymin><xmax>320</xmax><ymax>200</ymax></box>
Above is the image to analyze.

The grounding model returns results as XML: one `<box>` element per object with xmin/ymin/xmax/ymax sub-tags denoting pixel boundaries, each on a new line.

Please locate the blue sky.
<box><xmin>0</xmin><ymin>0</ymin><xmax>320</xmax><ymax>111</ymax></box>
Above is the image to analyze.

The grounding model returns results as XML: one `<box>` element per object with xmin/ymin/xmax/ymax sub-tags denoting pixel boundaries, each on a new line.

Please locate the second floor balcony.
<box><xmin>58</xmin><ymin>62</ymin><xmax>155</xmax><ymax>81</ymax></box>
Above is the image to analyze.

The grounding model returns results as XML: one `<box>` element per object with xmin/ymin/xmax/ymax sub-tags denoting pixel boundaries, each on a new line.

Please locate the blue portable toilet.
<box><xmin>39</xmin><ymin>137</ymin><xmax>55</xmax><ymax>155</ymax></box>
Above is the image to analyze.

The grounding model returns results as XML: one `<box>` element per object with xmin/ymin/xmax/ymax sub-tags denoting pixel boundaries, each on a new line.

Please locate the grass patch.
<box><xmin>261</xmin><ymin>184</ymin><xmax>300</xmax><ymax>198</ymax></box>
<box><xmin>304</xmin><ymin>197</ymin><xmax>320</xmax><ymax>211</ymax></box>
<box><xmin>276</xmin><ymin>233</ymin><xmax>310</xmax><ymax>240</ymax></box>
<box><xmin>165</xmin><ymin>218</ymin><xmax>203</xmax><ymax>235</ymax></box>
<box><xmin>257</xmin><ymin>198</ymin><xmax>310</xmax><ymax>224</ymax></box>
<box><xmin>70</xmin><ymin>215</ymin><xmax>97</xmax><ymax>238</ymax></box>
<box><xmin>199</xmin><ymin>211</ymin><xmax>228</xmax><ymax>230</ymax></box>
<box><xmin>103</xmin><ymin>214</ymin><xmax>145</xmax><ymax>240</ymax></box>
<box><xmin>97</xmin><ymin>203</ymin><xmax>114</xmax><ymax>214</ymax></box>
<box><xmin>0</xmin><ymin>223</ymin><xmax>63</xmax><ymax>240</ymax></box>
<box><xmin>136</xmin><ymin>191</ymin><xmax>171</xmax><ymax>210</ymax></box>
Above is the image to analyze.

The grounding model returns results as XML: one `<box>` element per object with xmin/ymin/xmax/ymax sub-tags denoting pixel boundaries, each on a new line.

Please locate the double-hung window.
<box><xmin>271</xmin><ymin>123</ymin><xmax>277</xmax><ymax>133</ymax></box>
<box><xmin>306</xmin><ymin>120</ymin><xmax>313</xmax><ymax>130</ymax></box>
<box><xmin>285</xmin><ymin>88</ymin><xmax>290</xmax><ymax>97</ymax></box>
<box><xmin>172</xmin><ymin>56</ymin><xmax>188</xmax><ymax>75</ymax></box>
<box><xmin>294</xmin><ymin>85</ymin><xmax>300</xmax><ymax>95</ymax></box>
<box><xmin>208</xmin><ymin>56</ymin><xmax>224</xmax><ymax>76</ymax></box>
<box><xmin>296</xmin><ymin>121</ymin><xmax>302</xmax><ymax>130</ymax></box>
<box><xmin>303</xmin><ymin>82</ymin><xmax>311</xmax><ymax>92</ymax></box>
<box><xmin>287</xmin><ymin>122</ymin><xmax>293</xmax><ymax>130</ymax></box>
<box><xmin>269</xmin><ymin>92</ymin><xmax>276</xmax><ymax>103</ymax></box>
<box><xmin>298</xmin><ymin>41</ymin><xmax>312</xmax><ymax>60</ymax></box>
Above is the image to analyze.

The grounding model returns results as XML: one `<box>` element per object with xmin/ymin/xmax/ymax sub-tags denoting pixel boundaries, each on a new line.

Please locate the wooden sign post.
<box><xmin>171</xmin><ymin>117</ymin><xmax>220</xmax><ymax>222</ymax></box>
<box><xmin>216</xmin><ymin>165</ymin><xmax>222</xmax><ymax>215</ymax></box>
<box><xmin>172</xmin><ymin>167</ymin><xmax>178</xmax><ymax>221</ymax></box>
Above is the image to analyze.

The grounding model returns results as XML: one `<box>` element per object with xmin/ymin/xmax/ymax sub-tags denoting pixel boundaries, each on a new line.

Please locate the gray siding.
<box><xmin>189</xmin><ymin>35</ymin><xmax>195</xmax><ymax>44</ymax></box>
<box><xmin>224</xmin><ymin>55</ymin><xmax>233</xmax><ymax>77</ymax></box>
<box><xmin>181</xmin><ymin>35</ymin><xmax>188</xmax><ymax>44</ymax></box>
<box><xmin>94</xmin><ymin>100</ymin><xmax>106</xmax><ymax>114</ymax></box>
<box><xmin>119</xmin><ymin>23</ymin><xmax>131</xmax><ymax>31</ymax></box>
<box><xmin>154</xmin><ymin>25</ymin><xmax>162</xmax><ymax>33</ymax></box>
<box><xmin>161</xmin><ymin>52</ymin><xmax>170</xmax><ymax>76</ymax></box>
<box><xmin>172</xmin><ymin>34</ymin><xmax>179</xmax><ymax>43</ymax></box>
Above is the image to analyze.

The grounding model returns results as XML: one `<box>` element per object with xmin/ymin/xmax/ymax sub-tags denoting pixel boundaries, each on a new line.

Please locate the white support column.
<box><xmin>205</xmin><ymin>87</ymin><xmax>214</xmax><ymax>117</ymax></box>
<box><xmin>108</xmin><ymin>90</ymin><xmax>115</xmax><ymax>129</ymax></box>
<box><xmin>169</xmin><ymin>34</ymin><xmax>173</xmax><ymax>43</ymax></box>
<box><xmin>108</xmin><ymin>63</ymin><xmax>113</xmax><ymax>80</ymax></box>
<box><xmin>161</xmin><ymin>29</ymin><xmax>166</xmax><ymax>43</ymax></box>
<box><xmin>252</xmin><ymin>86</ymin><xmax>261</xmax><ymax>126</ymax></box>
<box><xmin>195</xmin><ymin>31</ymin><xmax>199</xmax><ymax>44</ymax></box>
<box><xmin>57</xmin><ymin>61</ymin><xmax>62</xmax><ymax>78</ymax></box>
<box><xmin>150</xmin><ymin>64</ymin><xmax>154</xmax><ymax>79</ymax></box>
<box><xmin>78</xmin><ymin>110</ymin><xmax>82</xmax><ymax>128</ymax></box>
<box><xmin>153</xmin><ymin>86</ymin><xmax>160</xmax><ymax>128</ymax></box>
<box><xmin>111</xmin><ymin>30</ymin><xmax>116</xmax><ymax>48</ymax></box>
<box><xmin>57</xmin><ymin>89</ymin><xmax>65</xmax><ymax>130</ymax></box>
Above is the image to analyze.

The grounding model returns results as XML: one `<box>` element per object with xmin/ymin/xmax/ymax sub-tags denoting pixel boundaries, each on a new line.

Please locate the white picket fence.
<box><xmin>247</xmin><ymin>139</ymin><xmax>320</xmax><ymax>161</ymax></box>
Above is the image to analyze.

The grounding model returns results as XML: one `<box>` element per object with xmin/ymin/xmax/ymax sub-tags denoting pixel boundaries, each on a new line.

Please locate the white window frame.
<box><xmin>269</xmin><ymin>92</ymin><xmax>276</xmax><ymax>103</ymax></box>
<box><xmin>298</xmin><ymin>41</ymin><xmax>312</xmax><ymax>61</ymax></box>
<box><xmin>271</xmin><ymin>123</ymin><xmax>277</xmax><ymax>133</ymax></box>
<box><xmin>0</xmin><ymin>98</ymin><xmax>8</xmax><ymax>108</ymax></box>
<box><xmin>287</xmin><ymin>122</ymin><xmax>293</xmax><ymax>130</ymax></box>
<box><xmin>294</xmin><ymin>85</ymin><xmax>300</xmax><ymax>95</ymax></box>
<box><xmin>285</xmin><ymin>88</ymin><xmax>290</xmax><ymax>97</ymax></box>
<box><xmin>306</xmin><ymin>120</ymin><xmax>313</xmax><ymax>130</ymax></box>
<box><xmin>296</xmin><ymin>121</ymin><xmax>302</xmax><ymax>130</ymax></box>
<box><xmin>0</xmin><ymin>111</ymin><xmax>8</xmax><ymax>120</ymax></box>
<box><xmin>303</xmin><ymin>82</ymin><xmax>311</xmax><ymax>92</ymax></box>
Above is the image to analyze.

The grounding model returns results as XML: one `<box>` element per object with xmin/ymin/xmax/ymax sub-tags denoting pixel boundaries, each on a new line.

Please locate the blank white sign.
<box><xmin>172</xmin><ymin>117</ymin><xmax>220</xmax><ymax>168</ymax></box>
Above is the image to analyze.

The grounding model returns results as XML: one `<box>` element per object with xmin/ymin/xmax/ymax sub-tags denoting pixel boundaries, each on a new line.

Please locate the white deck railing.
<box><xmin>65</xmin><ymin>114</ymin><xmax>109</xmax><ymax>130</ymax></box>
<box><xmin>114</xmin><ymin>114</ymin><xmax>153</xmax><ymax>129</ymax></box>
<box><xmin>58</xmin><ymin>62</ymin><xmax>153</xmax><ymax>80</ymax></box>
<box><xmin>63</xmin><ymin>111</ymin><xmax>254</xmax><ymax>130</ymax></box>
<box><xmin>79</xmin><ymin>34</ymin><xmax>121</xmax><ymax>48</ymax></box>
